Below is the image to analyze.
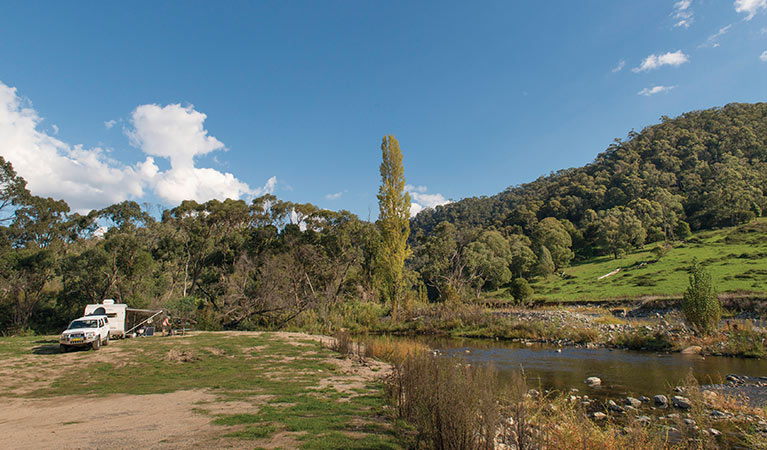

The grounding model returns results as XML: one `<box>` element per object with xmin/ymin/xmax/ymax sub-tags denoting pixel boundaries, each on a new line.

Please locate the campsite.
<box><xmin>2</xmin><ymin>2</ymin><xmax>767</xmax><ymax>449</ymax></box>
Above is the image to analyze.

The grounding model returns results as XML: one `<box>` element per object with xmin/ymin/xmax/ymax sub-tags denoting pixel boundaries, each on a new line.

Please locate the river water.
<box><xmin>403</xmin><ymin>336</ymin><xmax>767</xmax><ymax>400</ymax></box>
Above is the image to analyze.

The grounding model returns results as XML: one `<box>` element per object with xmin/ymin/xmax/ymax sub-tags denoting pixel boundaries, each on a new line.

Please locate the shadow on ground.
<box><xmin>32</xmin><ymin>344</ymin><xmax>61</xmax><ymax>354</ymax></box>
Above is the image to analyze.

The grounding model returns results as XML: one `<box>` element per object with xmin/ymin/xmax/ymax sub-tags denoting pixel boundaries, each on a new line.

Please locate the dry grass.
<box><xmin>385</xmin><ymin>350</ymin><xmax>502</xmax><ymax>450</ymax></box>
<box><xmin>375</xmin><ymin>338</ymin><xmax>767</xmax><ymax>450</ymax></box>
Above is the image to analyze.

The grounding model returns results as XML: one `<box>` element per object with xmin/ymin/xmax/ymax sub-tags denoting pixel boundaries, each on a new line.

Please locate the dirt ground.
<box><xmin>0</xmin><ymin>331</ymin><xmax>390</xmax><ymax>450</ymax></box>
<box><xmin>0</xmin><ymin>390</ymin><xmax>226</xmax><ymax>449</ymax></box>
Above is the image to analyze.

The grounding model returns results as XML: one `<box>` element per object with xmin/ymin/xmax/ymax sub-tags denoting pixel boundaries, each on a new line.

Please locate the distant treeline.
<box><xmin>1</xmin><ymin>103</ymin><xmax>765</xmax><ymax>334</ymax></box>
<box><xmin>409</xmin><ymin>103</ymin><xmax>767</xmax><ymax>298</ymax></box>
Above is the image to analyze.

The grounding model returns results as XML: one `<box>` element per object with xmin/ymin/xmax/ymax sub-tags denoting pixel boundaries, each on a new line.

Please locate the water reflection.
<box><xmin>395</xmin><ymin>336</ymin><xmax>767</xmax><ymax>398</ymax></box>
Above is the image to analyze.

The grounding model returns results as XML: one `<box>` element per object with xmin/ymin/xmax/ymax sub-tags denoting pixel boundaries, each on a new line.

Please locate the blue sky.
<box><xmin>0</xmin><ymin>1</ymin><xmax>765</xmax><ymax>217</ymax></box>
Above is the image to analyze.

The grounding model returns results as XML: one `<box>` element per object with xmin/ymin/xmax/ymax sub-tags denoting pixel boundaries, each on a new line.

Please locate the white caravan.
<box><xmin>84</xmin><ymin>299</ymin><xmax>163</xmax><ymax>339</ymax></box>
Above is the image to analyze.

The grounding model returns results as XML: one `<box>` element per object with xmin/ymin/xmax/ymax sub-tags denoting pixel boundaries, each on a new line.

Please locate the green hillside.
<box><xmin>526</xmin><ymin>219</ymin><xmax>767</xmax><ymax>302</ymax></box>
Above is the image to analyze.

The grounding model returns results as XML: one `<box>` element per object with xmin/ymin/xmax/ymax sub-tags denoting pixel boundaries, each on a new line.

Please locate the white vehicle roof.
<box><xmin>71</xmin><ymin>315</ymin><xmax>107</xmax><ymax>322</ymax></box>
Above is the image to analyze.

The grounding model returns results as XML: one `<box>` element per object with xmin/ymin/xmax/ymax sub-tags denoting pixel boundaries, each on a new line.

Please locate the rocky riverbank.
<box><xmin>487</xmin><ymin>303</ymin><xmax>766</xmax><ymax>358</ymax></box>
<box><xmin>492</xmin><ymin>373</ymin><xmax>767</xmax><ymax>450</ymax></box>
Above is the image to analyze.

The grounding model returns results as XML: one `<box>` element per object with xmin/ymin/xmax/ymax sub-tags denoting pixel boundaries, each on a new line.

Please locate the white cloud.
<box><xmin>612</xmin><ymin>59</ymin><xmax>626</xmax><ymax>73</ymax></box>
<box><xmin>0</xmin><ymin>81</ymin><xmax>145</xmax><ymax>212</ymax></box>
<box><xmin>700</xmin><ymin>25</ymin><xmax>732</xmax><ymax>48</ymax></box>
<box><xmin>51</xmin><ymin>124</ymin><xmax>59</xmax><ymax>135</ymax></box>
<box><xmin>407</xmin><ymin>185</ymin><xmax>450</xmax><ymax>217</ymax></box>
<box><xmin>104</xmin><ymin>119</ymin><xmax>116</xmax><ymax>129</ymax></box>
<box><xmin>735</xmin><ymin>0</ymin><xmax>767</xmax><ymax>20</ymax></box>
<box><xmin>126</xmin><ymin>103</ymin><xmax>268</xmax><ymax>204</ymax></box>
<box><xmin>760</xmin><ymin>50</ymin><xmax>767</xmax><ymax>61</ymax></box>
<box><xmin>632</xmin><ymin>50</ymin><xmax>689</xmax><ymax>72</ymax></box>
<box><xmin>0</xmin><ymin>80</ymin><xmax>274</xmax><ymax>211</ymax></box>
<box><xmin>325</xmin><ymin>191</ymin><xmax>344</xmax><ymax>200</ymax></box>
<box><xmin>637</xmin><ymin>85</ymin><xmax>677</xmax><ymax>96</ymax></box>
<box><xmin>127</xmin><ymin>104</ymin><xmax>225</xmax><ymax>170</ymax></box>
<box><xmin>673</xmin><ymin>0</ymin><xmax>694</xmax><ymax>28</ymax></box>
<box><xmin>404</xmin><ymin>184</ymin><xmax>427</xmax><ymax>193</ymax></box>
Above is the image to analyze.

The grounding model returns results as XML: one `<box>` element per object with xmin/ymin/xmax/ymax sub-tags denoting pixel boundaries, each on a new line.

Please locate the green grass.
<box><xmin>0</xmin><ymin>332</ymin><xmax>401</xmax><ymax>449</ymax></box>
<box><xmin>527</xmin><ymin>219</ymin><xmax>767</xmax><ymax>301</ymax></box>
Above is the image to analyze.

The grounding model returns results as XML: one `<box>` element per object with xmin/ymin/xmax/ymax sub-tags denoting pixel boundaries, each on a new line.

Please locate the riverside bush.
<box><xmin>385</xmin><ymin>351</ymin><xmax>503</xmax><ymax>450</ymax></box>
<box><xmin>510</xmin><ymin>278</ymin><xmax>533</xmax><ymax>304</ymax></box>
<box><xmin>681</xmin><ymin>259</ymin><xmax>722</xmax><ymax>335</ymax></box>
<box><xmin>611</xmin><ymin>329</ymin><xmax>672</xmax><ymax>351</ymax></box>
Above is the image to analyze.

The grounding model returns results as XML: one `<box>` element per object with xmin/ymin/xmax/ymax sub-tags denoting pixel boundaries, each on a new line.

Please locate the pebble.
<box><xmin>625</xmin><ymin>396</ymin><xmax>642</xmax><ymax>408</ymax></box>
<box><xmin>654</xmin><ymin>395</ymin><xmax>669</xmax><ymax>407</ymax></box>
<box><xmin>608</xmin><ymin>400</ymin><xmax>625</xmax><ymax>414</ymax></box>
<box><xmin>585</xmin><ymin>376</ymin><xmax>601</xmax><ymax>387</ymax></box>
<box><xmin>672</xmin><ymin>396</ymin><xmax>692</xmax><ymax>409</ymax></box>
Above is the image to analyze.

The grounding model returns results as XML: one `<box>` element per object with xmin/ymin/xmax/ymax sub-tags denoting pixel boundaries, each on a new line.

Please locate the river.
<box><xmin>401</xmin><ymin>336</ymin><xmax>767</xmax><ymax>400</ymax></box>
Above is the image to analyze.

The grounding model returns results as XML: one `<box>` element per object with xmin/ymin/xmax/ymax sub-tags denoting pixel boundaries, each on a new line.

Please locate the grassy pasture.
<box><xmin>0</xmin><ymin>332</ymin><xmax>400</xmax><ymax>449</ymax></box>
<box><xmin>527</xmin><ymin>219</ymin><xmax>767</xmax><ymax>302</ymax></box>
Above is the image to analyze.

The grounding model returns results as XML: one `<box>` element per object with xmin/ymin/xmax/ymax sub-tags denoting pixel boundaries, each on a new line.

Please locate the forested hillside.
<box><xmin>409</xmin><ymin>103</ymin><xmax>767</xmax><ymax>299</ymax></box>
<box><xmin>1</xmin><ymin>103</ymin><xmax>766</xmax><ymax>335</ymax></box>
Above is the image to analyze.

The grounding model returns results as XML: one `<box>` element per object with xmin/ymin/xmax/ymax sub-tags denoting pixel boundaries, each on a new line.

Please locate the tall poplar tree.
<box><xmin>376</xmin><ymin>135</ymin><xmax>411</xmax><ymax>322</ymax></box>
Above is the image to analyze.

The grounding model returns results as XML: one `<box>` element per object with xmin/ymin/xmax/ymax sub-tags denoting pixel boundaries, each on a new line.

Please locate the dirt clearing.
<box><xmin>0</xmin><ymin>331</ymin><xmax>399</xmax><ymax>449</ymax></box>
<box><xmin>0</xmin><ymin>390</ymin><xmax>224</xmax><ymax>449</ymax></box>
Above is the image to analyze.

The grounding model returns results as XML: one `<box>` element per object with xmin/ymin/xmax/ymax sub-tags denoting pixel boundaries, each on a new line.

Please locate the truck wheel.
<box><xmin>103</xmin><ymin>334</ymin><xmax>109</xmax><ymax>346</ymax></box>
<box><xmin>59</xmin><ymin>344</ymin><xmax>69</xmax><ymax>353</ymax></box>
<box><xmin>92</xmin><ymin>338</ymin><xmax>100</xmax><ymax>351</ymax></box>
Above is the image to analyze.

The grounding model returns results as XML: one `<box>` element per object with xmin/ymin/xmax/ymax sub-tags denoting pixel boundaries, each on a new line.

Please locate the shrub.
<box><xmin>681</xmin><ymin>259</ymin><xmax>721</xmax><ymax>336</ymax></box>
<box><xmin>331</xmin><ymin>329</ymin><xmax>353</xmax><ymax>355</ymax></box>
<box><xmin>722</xmin><ymin>323</ymin><xmax>766</xmax><ymax>358</ymax></box>
<box><xmin>675</xmin><ymin>220</ymin><xmax>692</xmax><ymax>240</ymax></box>
<box><xmin>510</xmin><ymin>278</ymin><xmax>533</xmax><ymax>304</ymax></box>
<box><xmin>651</xmin><ymin>243</ymin><xmax>670</xmax><ymax>261</ymax></box>
<box><xmin>611</xmin><ymin>329</ymin><xmax>672</xmax><ymax>351</ymax></box>
<box><xmin>385</xmin><ymin>351</ymin><xmax>503</xmax><ymax>450</ymax></box>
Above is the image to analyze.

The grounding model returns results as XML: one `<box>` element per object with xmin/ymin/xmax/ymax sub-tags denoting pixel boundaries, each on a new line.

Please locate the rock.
<box><xmin>654</xmin><ymin>395</ymin><xmax>669</xmax><ymax>407</ymax></box>
<box><xmin>637</xmin><ymin>415</ymin><xmax>652</xmax><ymax>425</ymax></box>
<box><xmin>590</xmin><ymin>412</ymin><xmax>607</xmax><ymax>420</ymax></box>
<box><xmin>674</xmin><ymin>386</ymin><xmax>685</xmax><ymax>393</ymax></box>
<box><xmin>710</xmin><ymin>410</ymin><xmax>727</xmax><ymax>418</ymax></box>
<box><xmin>681</xmin><ymin>345</ymin><xmax>702</xmax><ymax>354</ymax></box>
<box><xmin>683</xmin><ymin>418</ymin><xmax>696</xmax><ymax>426</ymax></box>
<box><xmin>726</xmin><ymin>374</ymin><xmax>743</xmax><ymax>384</ymax></box>
<box><xmin>625</xmin><ymin>397</ymin><xmax>642</xmax><ymax>408</ymax></box>
<box><xmin>672</xmin><ymin>396</ymin><xmax>692</xmax><ymax>409</ymax></box>
<box><xmin>625</xmin><ymin>405</ymin><xmax>637</xmax><ymax>413</ymax></box>
<box><xmin>608</xmin><ymin>400</ymin><xmax>625</xmax><ymax>414</ymax></box>
<box><xmin>667</xmin><ymin>413</ymin><xmax>680</xmax><ymax>419</ymax></box>
<box><xmin>708</xmin><ymin>428</ymin><xmax>721</xmax><ymax>437</ymax></box>
<box><xmin>527</xmin><ymin>389</ymin><xmax>540</xmax><ymax>398</ymax></box>
<box><xmin>609</xmin><ymin>405</ymin><xmax>626</xmax><ymax>414</ymax></box>
<box><xmin>585</xmin><ymin>376</ymin><xmax>601</xmax><ymax>387</ymax></box>
<box><xmin>702</xmin><ymin>390</ymin><xmax>717</xmax><ymax>401</ymax></box>
<box><xmin>556</xmin><ymin>348</ymin><xmax>562</xmax><ymax>353</ymax></box>
<box><xmin>639</xmin><ymin>396</ymin><xmax>651</xmax><ymax>403</ymax></box>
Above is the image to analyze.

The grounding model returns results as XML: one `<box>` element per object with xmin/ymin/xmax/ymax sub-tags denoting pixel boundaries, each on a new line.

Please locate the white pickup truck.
<box><xmin>59</xmin><ymin>315</ymin><xmax>111</xmax><ymax>352</ymax></box>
